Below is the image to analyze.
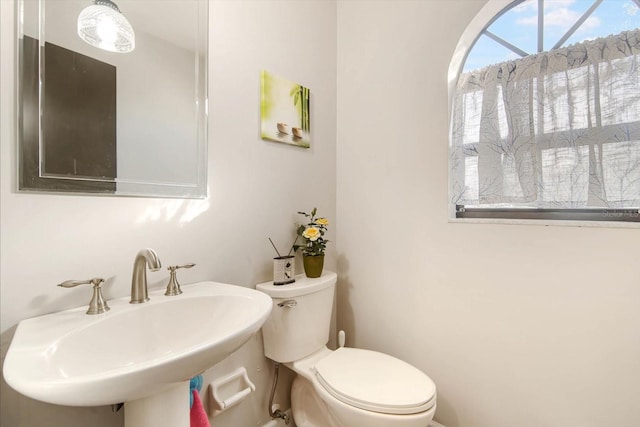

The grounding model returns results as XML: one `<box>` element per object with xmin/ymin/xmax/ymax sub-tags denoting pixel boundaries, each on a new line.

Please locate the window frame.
<box><xmin>448</xmin><ymin>0</ymin><xmax>640</xmax><ymax>226</ymax></box>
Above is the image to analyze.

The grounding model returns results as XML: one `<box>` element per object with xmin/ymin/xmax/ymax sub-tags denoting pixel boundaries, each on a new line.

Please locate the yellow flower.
<box><xmin>316</xmin><ymin>218</ymin><xmax>329</xmax><ymax>226</ymax></box>
<box><xmin>302</xmin><ymin>226</ymin><xmax>321</xmax><ymax>241</ymax></box>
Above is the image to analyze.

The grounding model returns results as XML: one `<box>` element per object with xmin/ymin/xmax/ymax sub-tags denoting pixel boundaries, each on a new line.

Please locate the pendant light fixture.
<box><xmin>77</xmin><ymin>0</ymin><xmax>135</xmax><ymax>53</ymax></box>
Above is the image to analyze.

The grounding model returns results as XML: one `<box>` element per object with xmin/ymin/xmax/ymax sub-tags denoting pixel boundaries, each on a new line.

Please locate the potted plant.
<box><xmin>295</xmin><ymin>208</ymin><xmax>329</xmax><ymax>278</ymax></box>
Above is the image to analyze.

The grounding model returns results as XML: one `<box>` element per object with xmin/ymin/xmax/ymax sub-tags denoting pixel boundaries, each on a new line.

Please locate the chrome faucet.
<box><xmin>130</xmin><ymin>248</ymin><xmax>162</xmax><ymax>304</ymax></box>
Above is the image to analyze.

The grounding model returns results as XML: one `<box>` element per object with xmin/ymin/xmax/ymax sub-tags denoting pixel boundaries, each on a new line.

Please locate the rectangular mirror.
<box><xmin>18</xmin><ymin>0</ymin><xmax>208</xmax><ymax>198</ymax></box>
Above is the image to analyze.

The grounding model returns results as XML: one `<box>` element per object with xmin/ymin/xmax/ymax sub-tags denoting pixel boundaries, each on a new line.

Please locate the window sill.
<box><xmin>448</xmin><ymin>217</ymin><xmax>640</xmax><ymax>229</ymax></box>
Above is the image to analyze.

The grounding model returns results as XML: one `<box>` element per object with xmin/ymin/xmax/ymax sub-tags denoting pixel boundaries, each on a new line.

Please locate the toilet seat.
<box><xmin>314</xmin><ymin>347</ymin><xmax>436</xmax><ymax>415</ymax></box>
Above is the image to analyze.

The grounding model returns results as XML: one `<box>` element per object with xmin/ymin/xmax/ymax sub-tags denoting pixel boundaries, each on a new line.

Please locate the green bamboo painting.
<box><xmin>260</xmin><ymin>71</ymin><xmax>311</xmax><ymax>148</ymax></box>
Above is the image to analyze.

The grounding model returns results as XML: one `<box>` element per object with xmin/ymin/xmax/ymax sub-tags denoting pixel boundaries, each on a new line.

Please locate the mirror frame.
<box><xmin>16</xmin><ymin>0</ymin><xmax>208</xmax><ymax>198</ymax></box>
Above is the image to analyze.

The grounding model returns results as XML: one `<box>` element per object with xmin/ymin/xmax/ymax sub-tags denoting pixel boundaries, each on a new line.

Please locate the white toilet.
<box><xmin>257</xmin><ymin>271</ymin><xmax>437</xmax><ymax>427</ymax></box>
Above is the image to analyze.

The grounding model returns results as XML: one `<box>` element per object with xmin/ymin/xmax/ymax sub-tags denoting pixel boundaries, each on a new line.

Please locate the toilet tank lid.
<box><xmin>256</xmin><ymin>271</ymin><xmax>337</xmax><ymax>298</ymax></box>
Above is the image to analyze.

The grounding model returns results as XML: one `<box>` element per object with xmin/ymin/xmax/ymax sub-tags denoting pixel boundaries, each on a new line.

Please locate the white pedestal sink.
<box><xmin>2</xmin><ymin>281</ymin><xmax>273</xmax><ymax>427</ymax></box>
<box><xmin>125</xmin><ymin>381</ymin><xmax>190</xmax><ymax>427</ymax></box>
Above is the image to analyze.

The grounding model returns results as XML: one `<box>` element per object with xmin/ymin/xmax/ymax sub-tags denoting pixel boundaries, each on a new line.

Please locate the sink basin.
<box><xmin>3</xmin><ymin>281</ymin><xmax>272</xmax><ymax>407</ymax></box>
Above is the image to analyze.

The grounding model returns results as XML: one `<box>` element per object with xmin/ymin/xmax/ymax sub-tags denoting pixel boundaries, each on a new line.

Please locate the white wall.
<box><xmin>336</xmin><ymin>2</ymin><xmax>640</xmax><ymax>427</ymax></box>
<box><xmin>0</xmin><ymin>1</ymin><xmax>336</xmax><ymax>426</ymax></box>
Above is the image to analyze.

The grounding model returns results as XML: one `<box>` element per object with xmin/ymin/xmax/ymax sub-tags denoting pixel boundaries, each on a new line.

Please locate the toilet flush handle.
<box><xmin>277</xmin><ymin>299</ymin><xmax>297</xmax><ymax>308</ymax></box>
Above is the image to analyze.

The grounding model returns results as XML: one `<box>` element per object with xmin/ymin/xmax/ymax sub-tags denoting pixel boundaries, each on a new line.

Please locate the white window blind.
<box><xmin>450</xmin><ymin>29</ymin><xmax>640</xmax><ymax>222</ymax></box>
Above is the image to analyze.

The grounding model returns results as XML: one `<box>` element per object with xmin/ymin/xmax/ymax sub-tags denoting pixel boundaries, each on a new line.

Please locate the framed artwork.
<box><xmin>260</xmin><ymin>70</ymin><xmax>310</xmax><ymax>148</ymax></box>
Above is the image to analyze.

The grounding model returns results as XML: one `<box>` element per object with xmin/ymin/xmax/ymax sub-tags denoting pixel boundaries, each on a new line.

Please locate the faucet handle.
<box><xmin>58</xmin><ymin>278</ymin><xmax>110</xmax><ymax>315</ymax></box>
<box><xmin>168</xmin><ymin>263</ymin><xmax>196</xmax><ymax>271</ymax></box>
<box><xmin>165</xmin><ymin>263</ymin><xmax>196</xmax><ymax>296</ymax></box>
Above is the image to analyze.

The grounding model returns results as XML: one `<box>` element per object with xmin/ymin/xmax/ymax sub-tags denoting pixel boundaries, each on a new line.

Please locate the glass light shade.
<box><xmin>77</xmin><ymin>1</ymin><xmax>135</xmax><ymax>53</ymax></box>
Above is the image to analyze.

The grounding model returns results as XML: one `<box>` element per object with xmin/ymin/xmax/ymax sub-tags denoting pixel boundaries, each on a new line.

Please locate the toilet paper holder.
<box><xmin>208</xmin><ymin>367</ymin><xmax>256</xmax><ymax>415</ymax></box>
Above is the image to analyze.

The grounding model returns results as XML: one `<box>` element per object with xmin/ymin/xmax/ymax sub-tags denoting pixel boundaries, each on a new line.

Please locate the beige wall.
<box><xmin>0</xmin><ymin>1</ymin><xmax>336</xmax><ymax>426</ymax></box>
<box><xmin>336</xmin><ymin>1</ymin><xmax>639</xmax><ymax>427</ymax></box>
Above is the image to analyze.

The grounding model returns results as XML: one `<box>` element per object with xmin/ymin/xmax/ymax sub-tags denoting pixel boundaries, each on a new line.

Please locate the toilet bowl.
<box><xmin>289</xmin><ymin>346</ymin><xmax>436</xmax><ymax>427</ymax></box>
<box><xmin>256</xmin><ymin>271</ymin><xmax>437</xmax><ymax>427</ymax></box>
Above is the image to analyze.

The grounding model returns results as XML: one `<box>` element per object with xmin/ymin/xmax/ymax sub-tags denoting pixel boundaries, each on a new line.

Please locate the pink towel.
<box><xmin>190</xmin><ymin>389</ymin><xmax>211</xmax><ymax>427</ymax></box>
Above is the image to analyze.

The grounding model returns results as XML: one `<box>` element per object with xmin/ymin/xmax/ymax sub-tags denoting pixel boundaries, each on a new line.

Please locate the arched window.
<box><xmin>449</xmin><ymin>0</ymin><xmax>640</xmax><ymax>222</ymax></box>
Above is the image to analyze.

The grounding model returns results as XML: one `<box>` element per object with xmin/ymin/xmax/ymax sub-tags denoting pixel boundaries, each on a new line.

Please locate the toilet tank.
<box><xmin>256</xmin><ymin>271</ymin><xmax>337</xmax><ymax>363</ymax></box>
